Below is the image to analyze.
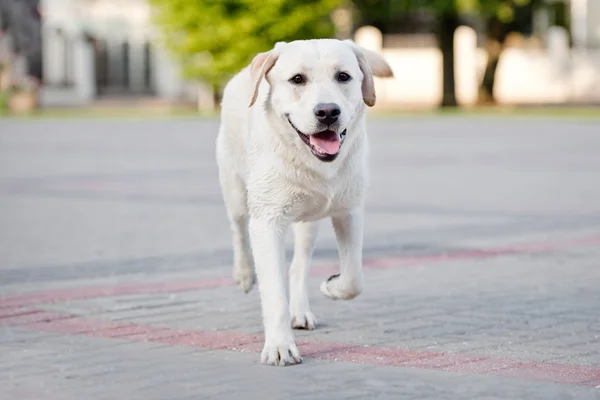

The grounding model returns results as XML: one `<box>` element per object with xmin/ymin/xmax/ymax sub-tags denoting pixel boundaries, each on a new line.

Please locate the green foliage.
<box><xmin>352</xmin><ymin>0</ymin><xmax>539</xmax><ymax>22</ymax></box>
<box><xmin>0</xmin><ymin>91</ymin><xmax>9</xmax><ymax>111</ymax></box>
<box><xmin>148</xmin><ymin>0</ymin><xmax>343</xmax><ymax>88</ymax></box>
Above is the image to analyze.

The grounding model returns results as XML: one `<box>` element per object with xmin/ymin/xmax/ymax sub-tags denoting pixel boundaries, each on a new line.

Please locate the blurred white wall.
<box><xmin>355</xmin><ymin>25</ymin><xmax>600</xmax><ymax>108</ymax></box>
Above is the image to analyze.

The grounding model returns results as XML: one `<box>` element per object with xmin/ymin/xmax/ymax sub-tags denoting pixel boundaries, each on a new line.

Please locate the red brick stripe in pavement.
<box><xmin>2</xmin><ymin>233</ymin><xmax>600</xmax><ymax>310</ymax></box>
<box><xmin>1</xmin><ymin>233</ymin><xmax>600</xmax><ymax>387</ymax></box>
<box><xmin>1</xmin><ymin>307</ymin><xmax>599</xmax><ymax>387</ymax></box>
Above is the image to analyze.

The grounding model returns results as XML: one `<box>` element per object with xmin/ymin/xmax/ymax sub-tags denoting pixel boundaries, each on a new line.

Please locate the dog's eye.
<box><xmin>289</xmin><ymin>74</ymin><xmax>306</xmax><ymax>85</ymax></box>
<box><xmin>336</xmin><ymin>72</ymin><xmax>352</xmax><ymax>82</ymax></box>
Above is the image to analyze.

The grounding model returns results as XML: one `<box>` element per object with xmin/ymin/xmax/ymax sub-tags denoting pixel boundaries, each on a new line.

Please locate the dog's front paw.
<box><xmin>320</xmin><ymin>273</ymin><xmax>362</xmax><ymax>300</ymax></box>
<box><xmin>233</xmin><ymin>263</ymin><xmax>256</xmax><ymax>294</ymax></box>
<box><xmin>290</xmin><ymin>310</ymin><xmax>317</xmax><ymax>330</ymax></box>
<box><xmin>261</xmin><ymin>333</ymin><xmax>302</xmax><ymax>366</ymax></box>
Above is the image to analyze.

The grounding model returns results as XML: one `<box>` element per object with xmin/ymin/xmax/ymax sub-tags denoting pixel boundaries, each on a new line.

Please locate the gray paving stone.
<box><xmin>2</xmin><ymin>117</ymin><xmax>600</xmax><ymax>398</ymax></box>
<box><xmin>1</xmin><ymin>328</ymin><xmax>598</xmax><ymax>399</ymax></box>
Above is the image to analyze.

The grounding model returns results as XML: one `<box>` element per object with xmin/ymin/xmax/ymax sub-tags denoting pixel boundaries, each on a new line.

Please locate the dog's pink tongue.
<box><xmin>310</xmin><ymin>131</ymin><xmax>340</xmax><ymax>154</ymax></box>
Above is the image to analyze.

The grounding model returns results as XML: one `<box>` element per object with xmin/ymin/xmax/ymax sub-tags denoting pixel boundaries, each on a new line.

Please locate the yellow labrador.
<box><xmin>216</xmin><ymin>39</ymin><xmax>393</xmax><ymax>366</ymax></box>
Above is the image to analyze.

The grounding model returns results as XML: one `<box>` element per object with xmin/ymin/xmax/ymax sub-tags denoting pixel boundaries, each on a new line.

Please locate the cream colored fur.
<box><xmin>215</xmin><ymin>39</ymin><xmax>393</xmax><ymax>366</ymax></box>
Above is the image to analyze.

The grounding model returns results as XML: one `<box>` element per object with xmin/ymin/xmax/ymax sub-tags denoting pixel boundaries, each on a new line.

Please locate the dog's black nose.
<box><xmin>314</xmin><ymin>103</ymin><xmax>341</xmax><ymax>125</ymax></box>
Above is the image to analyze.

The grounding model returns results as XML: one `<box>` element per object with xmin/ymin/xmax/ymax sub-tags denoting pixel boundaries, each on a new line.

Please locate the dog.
<box><xmin>216</xmin><ymin>38</ymin><xmax>393</xmax><ymax>366</ymax></box>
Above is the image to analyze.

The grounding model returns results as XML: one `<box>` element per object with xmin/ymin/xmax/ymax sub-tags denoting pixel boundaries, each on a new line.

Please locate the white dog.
<box><xmin>216</xmin><ymin>38</ymin><xmax>393</xmax><ymax>366</ymax></box>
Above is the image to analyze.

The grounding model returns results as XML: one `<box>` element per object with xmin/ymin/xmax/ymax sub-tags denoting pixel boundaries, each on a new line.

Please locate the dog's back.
<box><xmin>216</xmin><ymin>67</ymin><xmax>254</xmax><ymax>183</ymax></box>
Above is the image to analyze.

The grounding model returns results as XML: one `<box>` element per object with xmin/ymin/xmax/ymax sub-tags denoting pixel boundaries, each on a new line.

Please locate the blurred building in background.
<box><xmin>1</xmin><ymin>0</ymin><xmax>199</xmax><ymax>108</ymax></box>
<box><xmin>1</xmin><ymin>0</ymin><xmax>599</xmax><ymax>109</ymax></box>
<box><xmin>38</xmin><ymin>0</ymin><xmax>198</xmax><ymax>107</ymax></box>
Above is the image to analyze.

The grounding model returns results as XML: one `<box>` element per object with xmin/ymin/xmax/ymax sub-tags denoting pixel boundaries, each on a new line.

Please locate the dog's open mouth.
<box><xmin>288</xmin><ymin>119</ymin><xmax>346</xmax><ymax>162</ymax></box>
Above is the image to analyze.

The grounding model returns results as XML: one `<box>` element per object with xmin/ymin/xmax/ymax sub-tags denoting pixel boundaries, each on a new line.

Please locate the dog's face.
<box><xmin>249</xmin><ymin>39</ymin><xmax>392</xmax><ymax>163</ymax></box>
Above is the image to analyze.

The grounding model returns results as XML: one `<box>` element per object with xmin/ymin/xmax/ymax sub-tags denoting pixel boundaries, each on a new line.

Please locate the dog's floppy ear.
<box><xmin>345</xmin><ymin>40</ymin><xmax>393</xmax><ymax>107</ymax></box>
<box><xmin>358</xmin><ymin>46</ymin><xmax>394</xmax><ymax>79</ymax></box>
<box><xmin>346</xmin><ymin>42</ymin><xmax>377</xmax><ymax>107</ymax></box>
<box><xmin>248</xmin><ymin>50</ymin><xmax>279</xmax><ymax>108</ymax></box>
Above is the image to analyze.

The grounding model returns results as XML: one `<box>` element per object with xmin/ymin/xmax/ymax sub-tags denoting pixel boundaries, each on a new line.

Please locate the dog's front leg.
<box><xmin>321</xmin><ymin>208</ymin><xmax>364</xmax><ymax>300</ymax></box>
<box><xmin>249</xmin><ymin>216</ymin><xmax>302</xmax><ymax>366</ymax></box>
<box><xmin>289</xmin><ymin>221</ymin><xmax>319</xmax><ymax>330</ymax></box>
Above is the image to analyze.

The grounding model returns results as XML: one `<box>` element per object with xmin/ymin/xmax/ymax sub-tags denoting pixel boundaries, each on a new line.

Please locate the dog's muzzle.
<box><xmin>288</xmin><ymin>118</ymin><xmax>346</xmax><ymax>162</ymax></box>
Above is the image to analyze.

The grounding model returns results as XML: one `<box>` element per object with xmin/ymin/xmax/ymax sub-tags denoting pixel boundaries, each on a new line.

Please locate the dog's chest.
<box><xmin>293</xmin><ymin>178</ymin><xmax>363</xmax><ymax>222</ymax></box>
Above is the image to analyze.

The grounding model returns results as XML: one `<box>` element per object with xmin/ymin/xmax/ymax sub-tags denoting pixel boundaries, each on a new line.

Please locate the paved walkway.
<box><xmin>1</xmin><ymin>117</ymin><xmax>600</xmax><ymax>399</ymax></box>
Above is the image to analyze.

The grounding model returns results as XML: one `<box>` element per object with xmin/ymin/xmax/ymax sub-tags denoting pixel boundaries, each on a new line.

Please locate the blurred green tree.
<box><xmin>352</xmin><ymin>0</ymin><xmax>569</xmax><ymax>107</ymax></box>
<box><xmin>148</xmin><ymin>0</ymin><xmax>342</xmax><ymax>101</ymax></box>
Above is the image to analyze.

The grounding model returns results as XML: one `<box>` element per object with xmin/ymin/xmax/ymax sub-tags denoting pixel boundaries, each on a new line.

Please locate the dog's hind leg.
<box><xmin>289</xmin><ymin>221</ymin><xmax>319</xmax><ymax>330</ymax></box>
<box><xmin>218</xmin><ymin>168</ymin><xmax>255</xmax><ymax>293</ymax></box>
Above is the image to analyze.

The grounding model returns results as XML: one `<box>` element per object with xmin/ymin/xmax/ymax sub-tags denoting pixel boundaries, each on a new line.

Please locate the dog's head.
<box><xmin>248</xmin><ymin>39</ymin><xmax>393</xmax><ymax>163</ymax></box>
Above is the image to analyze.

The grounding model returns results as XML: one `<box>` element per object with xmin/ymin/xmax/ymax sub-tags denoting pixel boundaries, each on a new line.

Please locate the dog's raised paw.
<box><xmin>320</xmin><ymin>274</ymin><xmax>362</xmax><ymax>300</ymax></box>
<box><xmin>233</xmin><ymin>266</ymin><xmax>256</xmax><ymax>294</ymax></box>
<box><xmin>290</xmin><ymin>311</ymin><xmax>317</xmax><ymax>330</ymax></box>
